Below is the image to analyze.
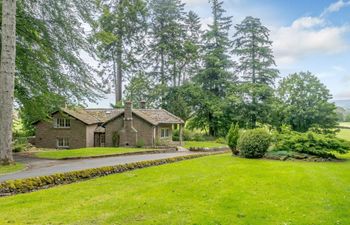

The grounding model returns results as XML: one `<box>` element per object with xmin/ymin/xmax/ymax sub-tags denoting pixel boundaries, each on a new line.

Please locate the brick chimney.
<box><xmin>140</xmin><ymin>100</ymin><xmax>146</xmax><ymax>109</ymax></box>
<box><xmin>119</xmin><ymin>101</ymin><xmax>138</xmax><ymax>146</ymax></box>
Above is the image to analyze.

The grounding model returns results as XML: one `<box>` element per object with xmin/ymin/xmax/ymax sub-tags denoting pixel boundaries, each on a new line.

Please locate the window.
<box><xmin>57</xmin><ymin>138</ymin><xmax>69</xmax><ymax>148</ymax></box>
<box><xmin>161</xmin><ymin>128</ymin><xmax>170</xmax><ymax>138</ymax></box>
<box><xmin>54</xmin><ymin>118</ymin><xmax>71</xmax><ymax>128</ymax></box>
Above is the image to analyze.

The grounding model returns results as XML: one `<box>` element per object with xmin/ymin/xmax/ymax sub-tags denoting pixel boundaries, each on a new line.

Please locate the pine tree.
<box><xmin>181</xmin><ymin>10</ymin><xmax>202</xmax><ymax>84</ymax></box>
<box><xmin>94</xmin><ymin>0</ymin><xmax>147</xmax><ymax>104</ymax></box>
<box><xmin>0</xmin><ymin>0</ymin><xmax>16</xmax><ymax>164</ymax></box>
<box><xmin>233</xmin><ymin>16</ymin><xmax>279</xmax><ymax>128</ymax></box>
<box><xmin>193</xmin><ymin>0</ymin><xmax>234</xmax><ymax>136</ymax></box>
<box><xmin>147</xmin><ymin>0</ymin><xmax>186</xmax><ymax>88</ymax></box>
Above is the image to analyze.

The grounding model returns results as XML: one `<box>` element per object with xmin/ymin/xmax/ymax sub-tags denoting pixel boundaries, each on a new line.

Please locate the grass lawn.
<box><xmin>35</xmin><ymin>147</ymin><xmax>157</xmax><ymax>159</ymax></box>
<box><xmin>339</xmin><ymin>122</ymin><xmax>350</xmax><ymax>127</ymax></box>
<box><xmin>2</xmin><ymin>153</ymin><xmax>350</xmax><ymax>224</ymax></box>
<box><xmin>338</xmin><ymin>129</ymin><xmax>350</xmax><ymax>141</ymax></box>
<box><xmin>184</xmin><ymin>141</ymin><xmax>227</xmax><ymax>149</ymax></box>
<box><xmin>0</xmin><ymin>163</ymin><xmax>24</xmax><ymax>176</ymax></box>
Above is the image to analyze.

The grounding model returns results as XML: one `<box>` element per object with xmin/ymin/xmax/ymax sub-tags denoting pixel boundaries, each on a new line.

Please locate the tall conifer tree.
<box><xmin>233</xmin><ymin>16</ymin><xmax>279</xmax><ymax>128</ymax></box>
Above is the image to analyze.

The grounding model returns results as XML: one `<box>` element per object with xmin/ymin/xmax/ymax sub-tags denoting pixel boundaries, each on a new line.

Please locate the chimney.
<box><xmin>140</xmin><ymin>100</ymin><xmax>146</xmax><ymax>109</ymax></box>
<box><xmin>119</xmin><ymin>101</ymin><xmax>138</xmax><ymax>146</ymax></box>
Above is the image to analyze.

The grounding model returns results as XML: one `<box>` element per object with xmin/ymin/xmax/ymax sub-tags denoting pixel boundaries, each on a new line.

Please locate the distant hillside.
<box><xmin>333</xmin><ymin>100</ymin><xmax>350</xmax><ymax>110</ymax></box>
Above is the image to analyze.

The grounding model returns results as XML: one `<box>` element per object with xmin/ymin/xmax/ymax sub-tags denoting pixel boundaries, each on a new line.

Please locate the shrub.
<box><xmin>136</xmin><ymin>139</ymin><xmax>145</xmax><ymax>148</ymax></box>
<box><xmin>237</xmin><ymin>129</ymin><xmax>271</xmax><ymax>158</ymax></box>
<box><xmin>215</xmin><ymin>137</ymin><xmax>227</xmax><ymax>144</ymax></box>
<box><xmin>272</xmin><ymin>128</ymin><xmax>350</xmax><ymax>158</ymax></box>
<box><xmin>226</xmin><ymin>123</ymin><xmax>240</xmax><ymax>155</ymax></box>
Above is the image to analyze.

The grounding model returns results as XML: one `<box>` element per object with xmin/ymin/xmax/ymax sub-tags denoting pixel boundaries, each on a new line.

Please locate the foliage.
<box><xmin>237</xmin><ymin>128</ymin><xmax>271</xmax><ymax>158</ymax></box>
<box><xmin>172</xmin><ymin>129</ymin><xmax>212</xmax><ymax>142</ymax></box>
<box><xmin>0</xmin><ymin>153</ymin><xmax>211</xmax><ymax>195</ymax></box>
<box><xmin>276</xmin><ymin>72</ymin><xmax>338</xmax><ymax>132</ymax></box>
<box><xmin>192</xmin><ymin>0</ymin><xmax>234</xmax><ymax>137</ymax></box>
<box><xmin>136</xmin><ymin>139</ymin><xmax>145</xmax><ymax>148</ymax></box>
<box><xmin>12</xmin><ymin>0</ymin><xmax>105</xmax><ymax>128</ymax></box>
<box><xmin>215</xmin><ymin>137</ymin><xmax>227</xmax><ymax>144</ymax></box>
<box><xmin>272</xmin><ymin>127</ymin><xmax>350</xmax><ymax>158</ymax></box>
<box><xmin>226</xmin><ymin>123</ymin><xmax>240</xmax><ymax>154</ymax></box>
<box><xmin>183</xmin><ymin>141</ymin><xmax>227</xmax><ymax>149</ymax></box>
<box><xmin>232</xmin><ymin>16</ymin><xmax>279</xmax><ymax>128</ymax></box>
<box><xmin>93</xmin><ymin>0</ymin><xmax>147</xmax><ymax>102</ymax></box>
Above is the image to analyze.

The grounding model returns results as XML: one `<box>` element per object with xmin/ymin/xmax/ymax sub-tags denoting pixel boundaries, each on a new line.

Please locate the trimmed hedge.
<box><xmin>0</xmin><ymin>153</ymin><xmax>215</xmax><ymax>196</ymax></box>
<box><xmin>238</xmin><ymin>129</ymin><xmax>271</xmax><ymax>158</ymax></box>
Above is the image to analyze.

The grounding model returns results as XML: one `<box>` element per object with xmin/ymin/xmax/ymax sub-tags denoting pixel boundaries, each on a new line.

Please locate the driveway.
<box><xmin>0</xmin><ymin>152</ymin><xmax>196</xmax><ymax>182</ymax></box>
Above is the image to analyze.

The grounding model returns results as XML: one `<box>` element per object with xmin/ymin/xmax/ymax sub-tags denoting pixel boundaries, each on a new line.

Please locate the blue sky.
<box><xmin>89</xmin><ymin>0</ymin><xmax>350</xmax><ymax>107</ymax></box>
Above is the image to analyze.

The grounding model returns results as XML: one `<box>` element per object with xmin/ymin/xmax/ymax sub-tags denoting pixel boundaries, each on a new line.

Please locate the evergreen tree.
<box><xmin>93</xmin><ymin>0</ymin><xmax>147</xmax><ymax>104</ymax></box>
<box><xmin>181</xmin><ymin>10</ymin><xmax>202</xmax><ymax>84</ymax></box>
<box><xmin>233</xmin><ymin>16</ymin><xmax>279</xmax><ymax>128</ymax></box>
<box><xmin>193</xmin><ymin>0</ymin><xmax>234</xmax><ymax>136</ymax></box>
<box><xmin>146</xmin><ymin>0</ymin><xmax>186</xmax><ymax>88</ymax></box>
<box><xmin>11</xmin><ymin>0</ymin><xmax>105</xmax><ymax>129</ymax></box>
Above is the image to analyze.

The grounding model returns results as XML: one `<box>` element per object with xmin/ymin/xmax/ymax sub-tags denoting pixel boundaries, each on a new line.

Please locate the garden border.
<box><xmin>0</xmin><ymin>152</ymin><xmax>222</xmax><ymax>196</ymax></box>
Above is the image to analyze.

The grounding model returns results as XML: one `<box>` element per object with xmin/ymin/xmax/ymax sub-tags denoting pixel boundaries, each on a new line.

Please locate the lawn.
<box><xmin>184</xmin><ymin>141</ymin><xmax>227</xmax><ymax>149</ymax></box>
<box><xmin>1</xmin><ymin>153</ymin><xmax>350</xmax><ymax>224</ymax></box>
<box><xmin>0</xmin><ymin>163</ymin><xmax>24</xmax><ymax>176</ymax></box>
<box><xmin>339</xmin><ymin>122</ymin><xmax>350</xmax><ymax>127</ymax></box>
<box><xmin>338</xmin><ymin>129</ymin><xmax>350</xmax><ymax>141</ymax></box>
<box><xmin>35</xmin><ymin>147</ymin><xmax>157</xmax><ymax>159</ymax></box>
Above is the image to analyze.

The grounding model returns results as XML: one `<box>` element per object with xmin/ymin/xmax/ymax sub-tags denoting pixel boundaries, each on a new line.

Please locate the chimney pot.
<box><xmin>140</xmin><ymin>100</ymin><xmax>146</xmax><ymax>109</ymax></box>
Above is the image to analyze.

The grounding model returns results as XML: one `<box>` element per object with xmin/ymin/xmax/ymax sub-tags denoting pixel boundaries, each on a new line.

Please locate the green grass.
<box><xmin>1</xmin><ymin>154</ymin><xmax>350</xmax><ymax>224</ymax></box>
<box><xmin>339</xmin><ymin>122</ymin><xmax>350</xmax><ymax>127</ymax></box>
<box><xmin>338</xmin><ymin>129</ymin><xmax>350</xmax><ymax>141</ymax></box>
<box><xmin>184</xmin><ymin>141</ymin><xmax>227</xmax><ymax>149</ymax></box>
<box><xmin>0</xmin><ymin>163</ymin><xmax>24</xmax><ymax>176</ymax></box>
<box><xmin>35</xmin><ymin>147</ymin><xmax>157</xmax><ymax>159</ymax></box>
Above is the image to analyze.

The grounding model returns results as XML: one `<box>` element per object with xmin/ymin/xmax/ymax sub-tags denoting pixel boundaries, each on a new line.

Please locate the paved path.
<box><xmin>0</xmin><ymin>152</ymin><xmax>195</xmax><ymax>182</ymax></box>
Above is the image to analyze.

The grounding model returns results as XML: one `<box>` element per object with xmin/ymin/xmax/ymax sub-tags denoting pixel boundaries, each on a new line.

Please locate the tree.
<box><xmin>227</xmin><ymin>123</ymin><xmax>240</xmax><ymax>155</ymax></box>
<box><xmin>14</xmin><ymin>0</ymin><xmax>105</xmax><ymax>128</ymax></box>
<box><xmin>277</xmin><ymin>72</ymin><xmax>338</xmax><ymax>132</ymax></box>
<box><xmin>233</xmin><ymin>16</ymin><xmax>279</xmax><ymax>128</ymax></box>
<box><xmin>94</xmin><ymin>0</ymin><xmax>147</xmax><ymax>104</ymax></box>
<box><xmin>0</xmin><ymin>0</ymin><xmax>16</xmax><ymax>164</ymax></box>
<box><xmin>193</xmin><ymin>0</ymin><xmax>234</xmax><ymax>136</ymax></box>
<box><xmin>147</xmin><ymin>0</ymin><xmax>186</xmax><ymax>88</ymax></box>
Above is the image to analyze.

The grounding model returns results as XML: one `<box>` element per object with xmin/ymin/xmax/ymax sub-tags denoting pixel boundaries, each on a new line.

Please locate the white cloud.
<box><xmin>272</xmin><ymin>16</ymin><xmax>350</xmax><ymax>65</ymax></box>
<box><xmin>321</xmin><ymin>0</ymin><xmax>350</xmax><ymax>16</ymax></box>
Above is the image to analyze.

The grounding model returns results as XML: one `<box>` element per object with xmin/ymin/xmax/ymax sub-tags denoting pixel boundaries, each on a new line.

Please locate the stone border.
<box><xmin>36</xmin><ymin>149</ymin><xmax>178</xmax><ymax>160</ymax></box>
<box><xmin>0</xmin><ymin>152</ymin><xmax>222</xmax><ymax>196</ymax></box>
<box><xmin>189</xmin><ymin>146</ymin><xmax>230</xmax><ymax>152</ymax></box>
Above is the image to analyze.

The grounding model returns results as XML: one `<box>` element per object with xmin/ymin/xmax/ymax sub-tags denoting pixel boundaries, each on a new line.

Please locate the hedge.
<box><xmin>0</xmin><ymin>153</ymin><xmax>216</xmax><ymax>196</ymax></box>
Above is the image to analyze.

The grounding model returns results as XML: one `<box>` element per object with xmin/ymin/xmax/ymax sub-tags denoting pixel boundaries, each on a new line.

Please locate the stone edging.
<box><xmin>38</xmin><ymin>149</ymin><xmax>178</xmax><ymax>160</ymax></box>
<box><xmin>0</xmin><ymin>152</ymin><xmax>222</xmax><ymax>196</ymax></box>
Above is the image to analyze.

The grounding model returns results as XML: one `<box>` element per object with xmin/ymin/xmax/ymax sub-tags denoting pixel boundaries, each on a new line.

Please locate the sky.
<box><xmin>89</xmin><ymin>0</ymin><xmax>350</xmax><ymax>108</ymax></box>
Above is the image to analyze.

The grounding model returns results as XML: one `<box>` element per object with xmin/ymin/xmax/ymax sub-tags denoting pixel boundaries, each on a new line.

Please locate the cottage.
<box><xmin>33</xmin><ymin>101</ymin><xmax>184</xmax><ymax>149</ymax></box>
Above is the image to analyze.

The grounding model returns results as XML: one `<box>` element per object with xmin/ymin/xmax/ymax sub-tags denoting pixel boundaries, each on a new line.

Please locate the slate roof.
<box><xmin>59</xmin><ymin>108</ymin><xmax>184</xmax><ymax>126</ymax></box>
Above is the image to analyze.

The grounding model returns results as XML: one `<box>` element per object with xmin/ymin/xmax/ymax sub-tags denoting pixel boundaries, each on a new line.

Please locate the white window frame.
<box><xmin>57</xmin><ymin>138</ymin><xmax>70</xmax><ymax>148</ymax></box>
<box><xmin>160</xmin><ymin>128</ymin><xmax>170</xmax><ymax>138</ymax></box>
<box><xmin>54</xmin><ymin>118</ymin><xmax>71</xmax><ymax>128</ymax></box>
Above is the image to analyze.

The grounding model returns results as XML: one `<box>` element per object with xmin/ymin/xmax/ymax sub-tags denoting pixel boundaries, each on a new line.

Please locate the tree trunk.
<box><xmin>0</xmin><ymin>0</ymin><xmax>16</xmax><ymax>165</ymax></box>
<box><xmin>251</xmin><ymin>33</ymin><xmax>257</xmax><ymax>128</ymax></box>
<box><xmin>116</xmin><ymin>41</ymin><xmax>123</xmax><ymax>104</ymax></box>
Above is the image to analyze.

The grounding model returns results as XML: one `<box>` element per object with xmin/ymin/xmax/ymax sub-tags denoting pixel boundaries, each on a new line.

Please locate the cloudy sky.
<box><xmin>89</xmin><ymin>0</ymin><xmax>350</xmax><ymax>107</ymax></box>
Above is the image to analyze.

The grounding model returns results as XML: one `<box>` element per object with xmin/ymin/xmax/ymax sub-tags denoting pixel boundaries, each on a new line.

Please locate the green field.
<box><xmin>0</xmin><ymin>163</ymin><xmax>24</xmax><ymax>176</ymax></box>
<box><xmin>184</xmin><ymin>141</ymin><xmax>227</xmax><ymax>149</ymax></box>
<box><xmin>338</xmin><ymin>129</ymin><xmax>350</xmax><ymax>140</ymax></box>
<box><xmin>1</xmin><ymin>153</ymin><xmax>350</xmax><ymax>224</ymax></box>
<box><xmin>339</xmin><ymin>122</ymin><xmax>350</xmax><ymax>127</ymax></box>
<box><xmin>35</xmin><ymin>147</ymin><xmax>157</xmax><ymax>159</ymax></box>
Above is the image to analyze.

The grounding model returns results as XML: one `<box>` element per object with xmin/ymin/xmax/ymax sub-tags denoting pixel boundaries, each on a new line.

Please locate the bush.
<box><xmin>215</xmin><ymin>137</ymin><xmax>227</xmax><ymax>144</ymax></box>
<box><xmin>226</xmin><ymin>123</ymin><xmax>240</xmax><ymax>155</ymax></box>
<box><xmin>237</xmin><ymin>129</ymin><xmax>271</xmax><ymax>158</ymax></box>
<box><xmin>136</xmin><ymin>139</ymin><xmax>145</xmax><ymax>148</ymax></box>
<box><xmin>272</xmin><ymin>128</ymin><xmax>350</xmax><ymax>158</ymax></box>
<box><xmin>172</xmin><ymin>129</ymin><xmax>213</xmax><ymax>142</ymax></box>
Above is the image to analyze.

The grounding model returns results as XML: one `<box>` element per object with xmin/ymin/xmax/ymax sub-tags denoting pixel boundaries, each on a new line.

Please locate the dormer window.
<box><xmin>54</xmin><ymin>118</ymin><xmax>71</xmax><ymax>128</ymax></box>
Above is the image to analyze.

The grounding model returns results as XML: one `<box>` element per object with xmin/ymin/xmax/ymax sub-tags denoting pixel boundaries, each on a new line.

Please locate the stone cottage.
<box><xmin>33</xmin><ymin>101</ymin><xmax>184</xmax><ymax>149</ymax></box>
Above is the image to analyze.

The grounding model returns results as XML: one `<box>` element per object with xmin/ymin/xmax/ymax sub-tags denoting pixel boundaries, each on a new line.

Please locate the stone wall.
<box><xmin>35</xmin><ymin>112</ymin><xmax>87</xmax><ymax>149</ymax></box>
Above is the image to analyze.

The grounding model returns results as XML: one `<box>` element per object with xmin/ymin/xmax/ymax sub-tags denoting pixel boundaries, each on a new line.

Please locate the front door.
<box><xmin>94</xmin><ymin>133</ymin><xmax>105</xmax><ymax>147</ymax></box>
